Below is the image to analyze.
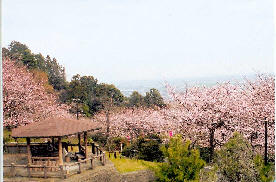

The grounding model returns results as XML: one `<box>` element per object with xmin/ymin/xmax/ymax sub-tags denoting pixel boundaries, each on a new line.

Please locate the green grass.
<box><xmin>4</xmin><ymin>129</ymin><xmax>27</xmax><ymax>143</ymax></box>
<box><xmin>107</xmin><ymin>152</ymin><xmax>159</xmax><ymax>173</ymax></box>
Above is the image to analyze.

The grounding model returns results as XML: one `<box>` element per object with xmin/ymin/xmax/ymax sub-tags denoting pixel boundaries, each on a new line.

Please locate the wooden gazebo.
<box><xmin>12</xmin><ymin>117</ymin><xmax>102</xmax><ymax>166</ymax></box>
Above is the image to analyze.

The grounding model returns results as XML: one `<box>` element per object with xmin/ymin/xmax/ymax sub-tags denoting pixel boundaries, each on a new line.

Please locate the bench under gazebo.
<box><xmin>10</xmin><ymin>117</ymin><xmax>104</xmax><ymax>178</ymax></box>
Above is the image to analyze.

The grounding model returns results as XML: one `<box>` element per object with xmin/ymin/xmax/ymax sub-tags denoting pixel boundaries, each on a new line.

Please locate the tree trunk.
<box><xmin>209</xmin><ymin>128</ymin><xmax>215</xmax><ymax>162</ymax></box>
<box><xmin>106</xmin><ymin>109</ymin><xmax>110</xmax><ymax>138</ymax></box>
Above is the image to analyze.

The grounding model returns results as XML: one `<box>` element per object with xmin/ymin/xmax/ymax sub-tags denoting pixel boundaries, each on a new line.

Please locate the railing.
<box><xmin>64</xmin><ymin>153</ymin><xmax>106</xmax><ymax>178</ymax></box>
<box><xmin>3</xmin><ymin>163</ymin><xmax>64</xmax><ymax>179</ymax></box>
<box><xmin>32</xmin><ymin>157</ymin><xmax>59</xmax><ymax>171</ymax></box>
<box><xmin>4</xmin><ymin>143</ymin><xmax>106</xmax><ymax>179</ymax></box>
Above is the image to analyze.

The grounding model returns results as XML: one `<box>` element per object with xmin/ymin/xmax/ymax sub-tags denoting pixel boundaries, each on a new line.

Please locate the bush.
<box><xmin>197</xmin><ymin>146</ymin><xmax>211</xmax><ymax>163</ymax></box>
<box><xmin>107</xmin><ymin>137</ymin><xmax>127</xmax><ymax>152</ymax></box>
<box><xmin>199</xmin><ymin>165</ymin><xmax>219</xmax><ymax>182</ymax></box>
<box><xmin>154</xmin><ymin>135</ymin><xmax>205</xmax><ymax>182</ymax></box>
<box><xmin>89</xmin><ymin>132</ymin><xmax>107</xmax><ymax>147</ymax></box>
<box><xmin>122</xmin><ymin>134</ymin><xmax>164</xmax><ymax>162</ymax></box>
<box><xmin>254</xmin><ymin>154</ymin><xmax>275</xmax><ymax>182</ymax></box>
<box><xmin>215</xmin><ymin>132</ymin><xmax>259</xmax><ymax>182</ymax></box>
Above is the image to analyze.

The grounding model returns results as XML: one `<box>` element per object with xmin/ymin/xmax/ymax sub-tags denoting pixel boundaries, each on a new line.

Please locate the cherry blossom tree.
<box><xmin>237</xmin><ymin>75</ymin><xmax>275</xmax><ymax>164</ymax></box>
<box><xmin>94</xmin><ymin>107</ymin><xmax>179</xmax><ymax>139</ymax></box>
<box><xmin>166</xmin><ymin>82</ymin><xmax>243</xmax><ymax>161</ymax></box>
<box><xmin>166</xmin><ymin>74</ymin><xmax>275</xmax><ymax>162</ymax></box>
<box><xmin>3</xmin><ymin>57</ymin><xmax>71</xmax><ymax>127</ymax></box>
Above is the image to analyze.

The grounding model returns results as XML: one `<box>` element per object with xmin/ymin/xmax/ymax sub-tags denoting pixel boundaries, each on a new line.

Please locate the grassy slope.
<box><xmin>107</xmin><ymin>152</ymin><xmax>159</xmax><ymax>173</ymax></box>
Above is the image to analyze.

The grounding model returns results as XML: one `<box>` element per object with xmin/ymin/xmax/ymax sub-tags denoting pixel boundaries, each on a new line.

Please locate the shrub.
<box><xmin>197</xmin><ymin>146</ymin><xmax>212</xmax><ymax>163</ymax></box>
<box><xmin>154</xmin><ymin>135</ymin><xmax>205</xmax><ymax>182</ymax></box>
<box><xmin>112</xmin><ymin>137</ymin><xmax>127</xmax><ymax>150</ymax></box>
<box><xmin>254</xmin><ymin>154</ymin><xmax>275</xmax><ymax>182</ymax></box>
<box><xmin>89</xmin><ymin>132</ymin><xmax>107</xmax><ymax>147</ymax></box>
<box><xmin>215</xmin><ymin>132</ymin><xmax>259</xmax><ymax>182</ymax></box>
<box><xmin>199</xmin><ymin>165</ymin><xmax>219</xmax><ymax>182</ymax></box>
<box><xmin>122</xmin><ymin>134</ymin><xmax>164</xmax><ymax>162</ymax></box>
<box><xmin>107</xmin><ymin>137</ymin><xmax>127</xmax><ymax>152</ymax></box>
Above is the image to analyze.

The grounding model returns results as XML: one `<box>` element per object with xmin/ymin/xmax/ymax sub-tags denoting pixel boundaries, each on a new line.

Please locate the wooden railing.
<box><xmin>64</xmin><ymin>152</ymin><xmax>106</xmax><ymax>178</ymax></box>
<box><xmin>3</xmin><ymin>163</ymin><xmax>64</xmax><ymax>179</ymax></box>
<box><xmin>4</xmin><ymin>153</ymin><xmax>106</xmax><ymax>179</ymax></box>
<box><xmin>3</xmin><ymin>143</ymin><xmax>106</xmax><ymax>179</ymax></box>
<box><xmin>32</xmin><ymin>157</ymin><xmax>59</xmax><ymax>171</ymax></box>
<box><xmin>4</xmin><ymin>143</ymin><xmax>106</xmax><ymax>179</ymax></box>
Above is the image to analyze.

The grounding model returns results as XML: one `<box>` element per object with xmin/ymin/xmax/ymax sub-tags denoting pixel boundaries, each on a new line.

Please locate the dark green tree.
<box><xmin>144</xmin><ymin>88</ymin><xmax>166</xmax><ymax>108</ymax></box>
<box><xmin>45</xmin><ymin>56</ymin><xmax>67</xmax><ymax>91</ymax></box>
<box><xmin>67</xmin><ymin>74</ymin><xmax>87</xmax><ymax>101</ymax></box>
<box><xmin>96</xmin><ymin>83</ymin><xmax>125</xmax><ymax>107</ymax></box>
<box><xmin>2</xmin><ymin>47</ymin><xmax>10</xmax><ymax>58</ymax></box>
<box><xmin>216</xmin><ymin>132</ymin><xmax>260</xmax><ymax>182</ymax></box>
<box><xmin>80</xmin><ymin>76</ymin><xmax>99</xmax><ymax>116</ymax></box>
<box><xmin>8</xmin><ymin>40</ymin><xmax>29</xmax><ymax>59</ymax></box>
<box><xmin>7</xmin><ymin>41</ymin><xmax>38</xmax><ymax>69</ymax></box>
<box><xmin>122</xmin><ymin>134</ymin><xmax>164</xmax><ymax>162</ymax></box>
<box><xmin>128</xmin><ymin>91</ymin><xmax>145</xmax><ymax>107</ymax></box>
<box><xmin>35</xmin><ymin>53</ymin><xmax>47</xmax><ymax>72</ymax></box>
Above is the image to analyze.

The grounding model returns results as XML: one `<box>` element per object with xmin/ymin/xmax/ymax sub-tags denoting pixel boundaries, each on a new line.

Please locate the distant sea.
<box><xmin>113</xmin><ymin>74</ymin><xmax>258</xmax><ymax>100</ymax></box>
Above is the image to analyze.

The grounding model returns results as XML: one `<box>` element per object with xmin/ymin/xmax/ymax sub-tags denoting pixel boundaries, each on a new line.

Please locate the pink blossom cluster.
<box><xmin>94</xmin><ymin>108</ymin><xmax>177</xmax><ymax>139</ymax></box>
<box><xmin>166</xmin><ymin>75</ymin><xmax>275</xmax><ymax>153</ymax></box>
<box><xmin>3</xmin><ymin>58</ymin><xmax>72</xmax><ymax>126</ymax></box>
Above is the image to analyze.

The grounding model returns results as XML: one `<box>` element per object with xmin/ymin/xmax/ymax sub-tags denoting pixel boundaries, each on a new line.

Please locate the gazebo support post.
<box><xmin>26</xmin><ymin>137</ymin><xmax>32</xmax><ymax>164</ymax></box>
<box><xmin>58</xmin><ymin>137</ymin><xmax>63</xmax><ymax>165</ymax></box>
<box><xmin>52</xmin><ymin>138</ymin><xmax>55</xmax><ymax>148</ymax></box>
<box><xmin>84</xmin><ymin>132</ymin><xmax>88</xmax><ymax>162</ymax></box>
<box><xmin>78</xmin><ymin>133</ymin><xmax>82</xmax><ymax>153</ymax></box>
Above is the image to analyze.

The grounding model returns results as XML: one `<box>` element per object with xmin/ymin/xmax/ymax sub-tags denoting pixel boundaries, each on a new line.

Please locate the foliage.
<box><xmin>198</xmin><ymin>165</ymin><xmax>219</xmax><ymax>182</ymax></box>
<box><xmin>6</xmin><ymin>41</ymin><xmax>38</xmax><ymax>69</ymax></box>
<box><xmin>96</xmin><ymin>83</ymin><xmax>125</xmax><ymax>107</ymax></box>
<box><xmin>128</xmin><ymin>91</ymin><xmax>145</xmax><ymax>107</ymax></box>
<box><xmin>215</xmin><ymin>132</ymin><xmax>260</xmax><ymax>182</ymax></box>
<box><xmin>3</xmin><ymin>128</ymin><xmax>13</xmax><ymax>144</ymax></box>
<box><xmin>67</xmin><ymin>74</ymin><xmax>125</xmax><ymax>117</ymax></box>
<box><xmin>153</xmin><ymin>135</ymin><xmax>205</xmax><ymax>182</ymax></box>
<box><xmin>254</xmin><ymin>154</ymin><xmax>275</xmax><ymax>182</ymax></box>
<box><xmin>197</xmin><ymin>146</ymin><xmax>212</xmax><ymax>163</ymax></box>
<box><xmin>144</xmin><ymin>88</ymin><xmax>166</xmax><ymax>108</ymax></box>
<box><xmin>89</xmin><ymin>132</ymin><xmax>108</xmax><ymax>147</ymax></box>
<box><xmin>122</xmin><ymin>134</ymin><xmax>164</xmax><ymax>162</ymax></box>
<box><xmin>45</xmin><ymin>56</ymin><xmax>67</xmax><ymax>91</ymax></box>
<box><xmin>107</xmin><ymin>137</ymin><xmax>127</xmax><ymax>151</ymax></box>
<box><xmin>3</xmin><ymin>41</ymin><xmax>67</xmax><ymax>92</ymax></box>
<box><xmin>30</xmin><ymin>69</ymin><xmax>54</xmax><ymax>93</ymax></box>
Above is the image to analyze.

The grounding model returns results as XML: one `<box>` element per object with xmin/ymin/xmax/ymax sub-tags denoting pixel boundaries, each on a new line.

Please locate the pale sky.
<box><xmin>2</xmin><ymin>0</ymin><xmax>274</xmax><ymax>83</ymax></box>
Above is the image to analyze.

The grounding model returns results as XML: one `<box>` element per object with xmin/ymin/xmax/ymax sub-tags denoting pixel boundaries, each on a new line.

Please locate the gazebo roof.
<box><xmin>12</xmin><ymin>117</ymin><xmax>102</xmax><ymax>138</ymax></box>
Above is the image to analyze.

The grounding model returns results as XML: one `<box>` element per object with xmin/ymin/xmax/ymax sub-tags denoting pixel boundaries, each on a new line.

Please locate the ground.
<box><xmin>4</xmin><ymin>153</ymin><xmax>29</xmax><ymax>165</ymax></box>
